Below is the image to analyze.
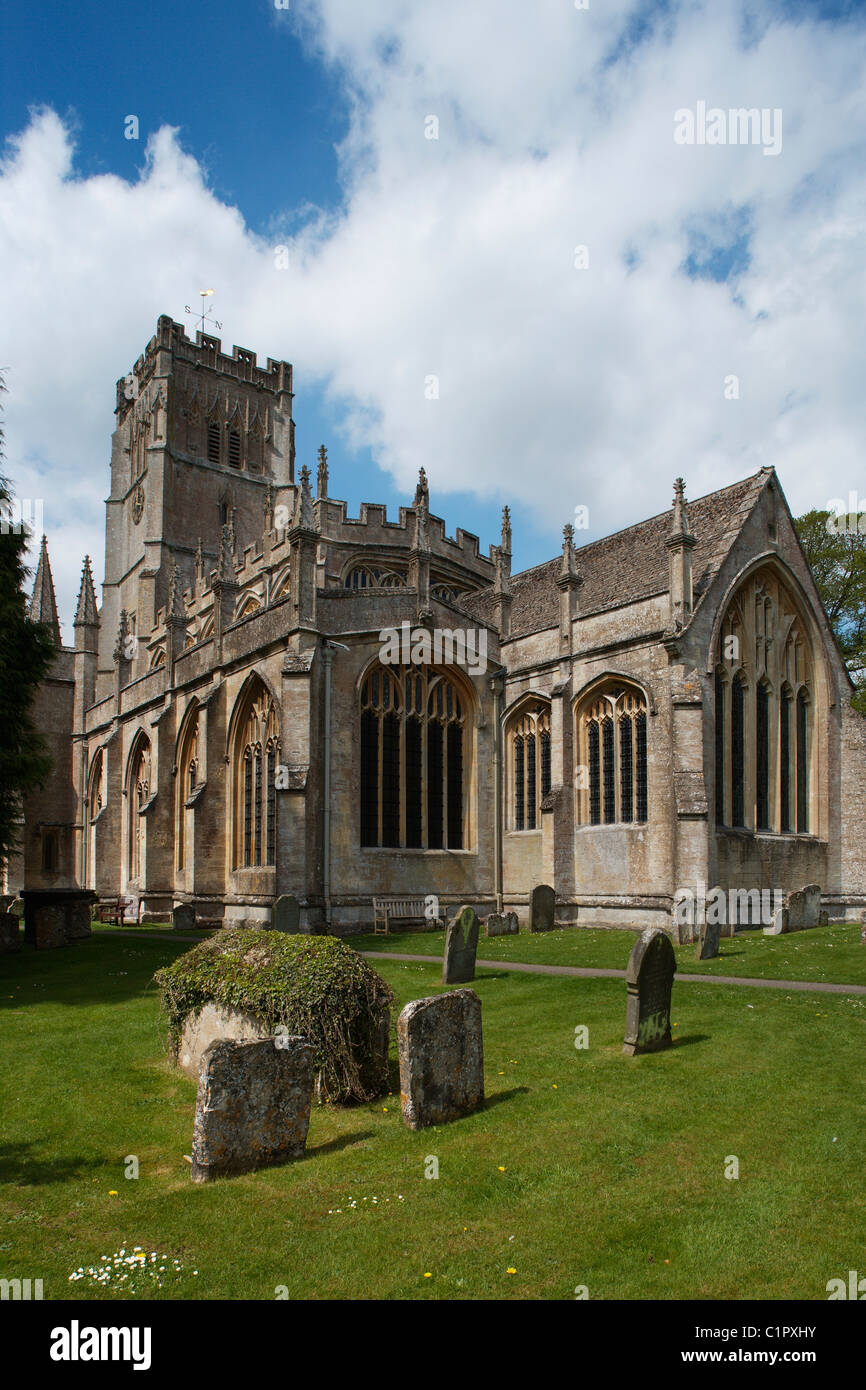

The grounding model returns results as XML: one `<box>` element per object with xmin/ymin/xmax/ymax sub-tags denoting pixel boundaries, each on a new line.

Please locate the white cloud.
<box><xmin>2</xmin><ymin>1</ymin><xmax>866</xmax><ymax>631</ymax></box>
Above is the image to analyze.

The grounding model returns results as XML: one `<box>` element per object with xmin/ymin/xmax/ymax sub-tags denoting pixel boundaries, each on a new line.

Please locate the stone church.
<box><xmin>12</xmin><ymin>314</ymin><xmax>866</xmax><ymax>933</ymax></box>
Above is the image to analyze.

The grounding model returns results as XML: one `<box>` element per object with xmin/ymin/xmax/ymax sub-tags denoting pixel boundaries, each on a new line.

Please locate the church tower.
<box><xmin>96</xmin><ymin>315</ymin><xmax>295</xmax><ymax>697</ymax></box>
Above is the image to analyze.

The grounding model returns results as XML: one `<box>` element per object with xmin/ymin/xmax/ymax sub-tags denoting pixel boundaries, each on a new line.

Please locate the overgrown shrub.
<box><xmin>154</xmin><ymin>930</ymin><xmax>394</xmax><ymax>1104</ymax></box>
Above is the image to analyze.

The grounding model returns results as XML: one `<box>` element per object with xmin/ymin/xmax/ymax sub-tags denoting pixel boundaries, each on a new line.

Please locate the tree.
<box><xmin>794</xmin><ymin>508</ymin><xmax>866</xmax><ymax>715</ymax></box>
<box><xmin>0</xmin><ymin>374</ymin><xmax>55</xmax><ymax>867</ymax></box>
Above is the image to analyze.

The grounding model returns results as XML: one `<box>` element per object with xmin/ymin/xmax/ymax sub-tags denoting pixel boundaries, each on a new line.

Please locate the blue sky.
<box><xmin>1</xmin><ymin>0</ymin><xmax>865</xmax><ymax>628</ymax></box>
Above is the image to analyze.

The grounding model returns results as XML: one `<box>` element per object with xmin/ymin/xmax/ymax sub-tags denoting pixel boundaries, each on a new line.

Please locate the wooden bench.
<box><xmin>100</xmin><ymin>897</ymin><xmax>136</xmax><ymax>926</ymax></box>
<box><xmin>372</xmin><ymin>896</ymin><xmax>442</xmax><ymax>935</ymax></box>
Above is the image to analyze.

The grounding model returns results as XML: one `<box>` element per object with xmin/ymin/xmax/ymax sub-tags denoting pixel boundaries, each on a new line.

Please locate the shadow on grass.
<box><xmin>671</xmin><ymin>1034</ymin><xmax>711</xmax><ymax>1048</ymax></box>
<box><xmin>0</xmin><ymin>935</ymin><xmax>188</xmax><ymax>1012</ymax></box>
<box><xmin>482</xmin><ymin>1086</ymin><xmax>530</xmax><ymax>1111</ymax></box>
<box><xmin>306</xmin><ymin>1131</ymin><xmax>376</xmax><ymax>1157</ymax></box>
<box><xmin>0</xmin><ymin>1140</ymin><xmax>93</xmax><ymax>1187</ymax></box>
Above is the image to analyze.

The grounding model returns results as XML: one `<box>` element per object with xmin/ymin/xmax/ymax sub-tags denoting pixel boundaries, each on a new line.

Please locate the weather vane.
<box><xmin>185</xmin><ymin>288</ymin><xmax>223</xmax><ymax>336</ymax></box>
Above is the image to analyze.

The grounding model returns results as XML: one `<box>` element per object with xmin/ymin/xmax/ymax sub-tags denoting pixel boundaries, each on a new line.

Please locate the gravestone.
<box><xmin>530</xmin><ymin>884</ymin><xmax>555</xmax><ymax>933</ymax></box>
<box><xmin>9</xmin><ymin>899</ymin><xmax>25</xmax><ymax>920</ymax></box>
<box><xmin>485</xmin><ymin>911</ymin><xmax>519</xmax><ymax>938</ymax></box>
<box><xmin>398</xmin><ymin>989</ymin><xmax>483</xmax><ymax>1129</ymax></box>
<box><xmin>442</xmin><ymin>905</ymin><xmax>479</xmax><ymax>984</ymax></box>
<box><xmin>766</xmin><ymin>883</ymin><xmax>823</xmax><ymax>935</ymax></box>
<box><xmin>696</xmin><ymin>918</ymin><xmax>721</xmax><ymax>960</ymax></box>
<box><xmin>272</xmin><ymin>895</ymin><xmax>301</xmax><ymax>934</ymax></box>
<box><xmin>860</xmin><ymin>910</ymin><xmax>866</xmax><ymax>944</ymax></box>
<box><xmin>172</xmin><ymin>903</ymin><xmax>195</xmax><ymax>933</ymax></box>
<box><xmin>623</xmin><ymin>928</ymin><xmax>676</xmax><ymax>1056</ymax></box>
<box><xmin>0</xmin><ymin>914</ymin><xmax>21</xmax><ymax>954</ymax></box>
<box><xmin>787</xmin><ymin>884</ymin><xmax>822</xmax><ymax>931</ymax></box>
<box><xmin>190</xmin><ymin>1036</ymin><xmax>314</xmax><ymax>1183</ymax></box>
<box><xmin>33</xmin><ymin>904</ymin><xmax>67</xmax><ymax>950</ymax></box>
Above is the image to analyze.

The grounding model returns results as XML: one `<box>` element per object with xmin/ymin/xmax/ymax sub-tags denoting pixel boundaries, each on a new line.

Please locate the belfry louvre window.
<box><xmin>207</xmin><ymin>421</ymin><xmax>221</xmax><ymax>464</ymax></box>
<box><xmin>576</xmin><ymin>684</ymin><xmax>648</xmax><ymax>826</ymax></box>
<box><xmin>232</xmin><ymin>680</ymin><xmax>280</xmax><ymax>869</ymax></box>
<box><xmin>359</xmin><ymin>664</ymin><xmax>469</xmax><ymax>850</ymax></box>
<box><xmin>228</xmin><ymin>429</ymin><xmax>241</xmax><ymax>468</ymax></box>
<box><xmin>509</xmin><ymin>706</ymin><xmax>551</xmax><ymax>831</ymax></box>
<box><xmin>716</xmin><ymin>566</ymin><xmax>814</xmax><ymax>835</ymax></box>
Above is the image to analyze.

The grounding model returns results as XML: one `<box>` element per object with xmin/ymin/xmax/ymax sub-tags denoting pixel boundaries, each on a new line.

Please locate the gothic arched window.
<box><xmin>128</xmin><ymin>737</ymin><xmax>151</xmax><ymax>883</ymax></box>
<box><xmin>360</xmin><ymin>664</ymin><xmax>470</xmax><ymax>850</ymax></box>
<box><xmin>576</xmin><ymin>682</ymin><xmax>648</xmax><ymax>826</ymax></box>
<box><xmin>176</xmin><ymin>705</ymin><xmax>200</xmax><ymax>873</ymax></box>
<box><xmin>345</xmin><ymin>566</ymin><xmax>407</xmax><ymax>590</ymax></box>
<box><xmin>716</xmin><ymin>567</ymin><xmax>813</xmax><ymax>834</ymax></box>
<box><xmin>88</xmin><ymin>750</ymin><xmax>104</xmax><ymax>822</ymax></box>
<box><xmin>232</xmin><ymin>680</ymin><xmax>280</xmax><ymax>869</ymax></box>
<box><xmin>507</xmin><ymin>704</ymin><xmax>551</xmax><ymax>831</ymax></box>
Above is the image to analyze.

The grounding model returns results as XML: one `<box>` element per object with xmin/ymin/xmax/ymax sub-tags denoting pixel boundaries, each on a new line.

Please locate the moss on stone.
<box><xmin>154</xmin><ymin>929</ymin><xmax>394</xmax><ymax>1103</ymax></box>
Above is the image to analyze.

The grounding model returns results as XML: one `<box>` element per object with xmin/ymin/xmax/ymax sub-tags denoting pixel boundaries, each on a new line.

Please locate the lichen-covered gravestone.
<box><xmin>190</xmin><ymin>1037</ymin><xmax>314</xmax><ymax>1182</ymax></box>
<box><xmin>442</xmin><ymin>905</ymin><xmax>479</xmax><ymax>984</ymax></box>
<box><xmin>398</xmin><ymin>989</ymin><xmax>483</xmax><ymax>1129</ymax></box>
<box><xmin>485</xmin><ymin>911</ymin><xmax>519</xmax><ymax>938</ymax></box>
<box><xmin>696</xmin><ymin>918</ymin><xmax>721</xmax><ymax>960</ymax></box>
<box><xmin>530</xmin><ymin>884</ymin><xmax>555</xmax><ymax>933</ymax></box>
<box><xmin>623</xmin><ymin>928</ymin><xmax>676</xmax><ymax>1056</ymax></box>
<box><xmin>272</xmin><ymin>895</ymin><xmax>301</xmax><ymax>934</ymax></box>
<box><xmin>172</xmin><ymin>903</ymin><xmax>195</xmax><ymax>932</ymax></box>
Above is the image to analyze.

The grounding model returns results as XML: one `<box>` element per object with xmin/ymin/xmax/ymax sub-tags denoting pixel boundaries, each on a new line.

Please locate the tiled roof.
<box><xmin>459</xmin><ymin>471</ymin><xmax>769</xmax><ymax>640</ymax></box>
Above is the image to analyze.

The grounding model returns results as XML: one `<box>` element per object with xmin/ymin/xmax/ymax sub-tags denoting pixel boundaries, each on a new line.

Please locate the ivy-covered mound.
<box><xmin>154</xmin><ymin>930</ymin><xmax>394</xmax><ymax>1104</ymax></box>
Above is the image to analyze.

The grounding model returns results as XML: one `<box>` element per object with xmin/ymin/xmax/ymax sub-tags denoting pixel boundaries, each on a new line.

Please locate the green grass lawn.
<box><xmin>1</xmin><ymin>934</ymin><xmax>864</xmax><ymax>1300</ymax></box>
<box><xmin>355</xmin><ymin>921</ymin><xmax>866</xmax><ymax>987</ymax></box>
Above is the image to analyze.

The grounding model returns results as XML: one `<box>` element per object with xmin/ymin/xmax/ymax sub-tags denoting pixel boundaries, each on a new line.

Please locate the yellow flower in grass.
<box><xmin>506</xmin><ymin>1267</ymin><xmax>517</xmax><ymax>1274</ymax></box>
<box><xmin>497</xmin><ymin>1166</ymin><xmax>506</xmax><ymax>1172</ymax></box>
<box><xmin>108</xmin><ymin>1190</ymin><xmax>118</xmax><ymax>1196</ymax></box>
<box><xmin>423</xmin><ymin>1272</ymin><xmax>432</xmax><ymax>1278</ymax></box>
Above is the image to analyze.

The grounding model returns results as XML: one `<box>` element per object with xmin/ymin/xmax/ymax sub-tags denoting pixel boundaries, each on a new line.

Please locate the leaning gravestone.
<box><xmin>398</xmin><ymin>989</ymin><xmax>483</xmax><ymax>1129</ymax></box>
<box><xmin>272</xmin><ymin>895</ymin><xmax>301</xmax><ymax>934</ymax></box>
<box><xmin>190</xmin><ymin>1036</ymin><xmax>314</xmax><ymax>1183</ymax></box>
<box><xmin>172</xmin><ymin>903</ymin><xmax>195</xmax><ymax>933</ymax></box>
<box><xmin>485</xmin><ymin>911</ymin><xmax>519</xmax><ymax>938</ymax></box>
<box><xmin>696</xmin><ymin>918</ymin><xmax>721</xmax><ymax>960</ymax></box>
<box><xmin>0</xmin><ymin>914</ymin><xmax>21</xmax><ymax>954</ymax></box>
<box><xmin>530</xmin><ymin>884</ymin><xmax>555</xmax><ymax>933</ymax></box>
<box><xmin>442</xmin><ymin>905</ymin><xmax>480</xmax><ymax>984</ymax></box>
<box><xmin>623</xmin><ymin>928</ymin><xmax>676</xmax><ymax>1056</ymax></box>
